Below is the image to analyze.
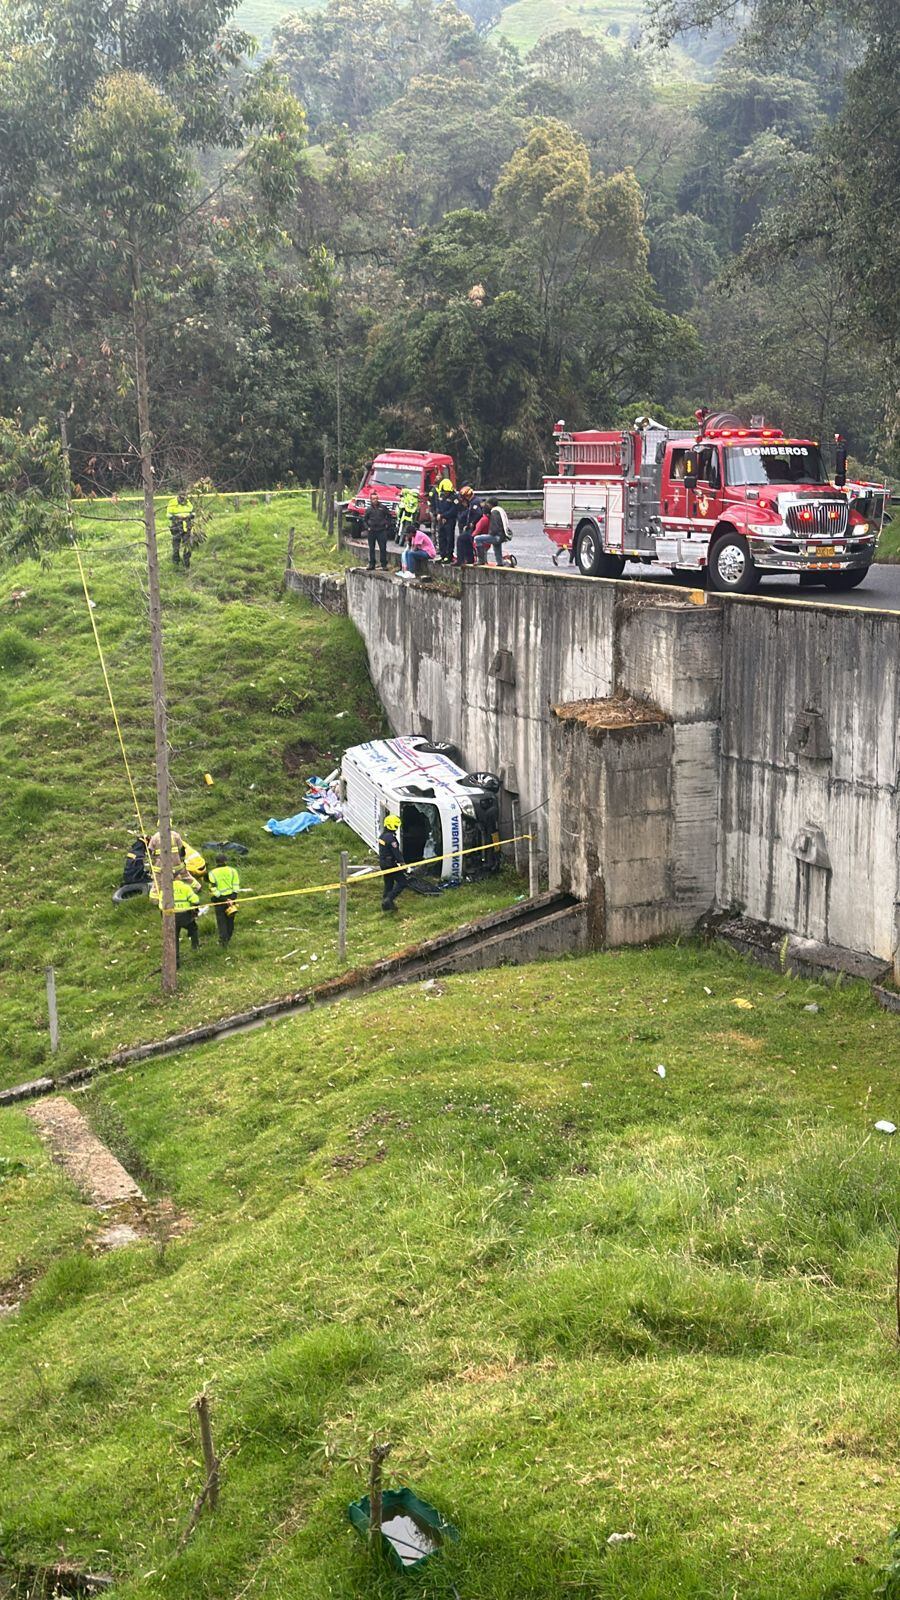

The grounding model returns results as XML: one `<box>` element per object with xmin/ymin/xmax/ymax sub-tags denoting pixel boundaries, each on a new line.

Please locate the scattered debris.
<box><xmin>655</xmin><ymin>1065</ymin><xmax>666</xmax><ymax>1078</ymax></box>
<box><xmin>804</xmin><ymin>1003</ymin><xmax>822</xmax><ymax>1014</ymax></box>
<box><xmin>553</xmin><ymin>694</ymin><xmax>667</xmax><ymax>731</ymax></box>
<box><xmin>732</xmin><ymin>998</ymin><xmax>754</xmax><ymax>1010</ymax></box>
<box><xmin>874</xmin><ymin>1121</ymin><xmax>896</xmax><ymax>1135</ymax></box>
<box><xmin>607</xmin><ymin>1531</ymin><xmax>637</xmax><ymax>1546</ymax></box>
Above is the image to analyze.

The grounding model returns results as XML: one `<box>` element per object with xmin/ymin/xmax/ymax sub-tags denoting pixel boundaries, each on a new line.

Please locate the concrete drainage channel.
<box><xmin>0</xmin><ymin>892</ymin><xmax>588</xmax><ymax>1105</ymax></box>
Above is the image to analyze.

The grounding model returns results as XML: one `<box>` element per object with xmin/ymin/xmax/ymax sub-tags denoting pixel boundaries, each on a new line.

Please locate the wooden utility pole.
<box><xmin>130</xmin><ymin>243</ymin><xmax>177</xmax><ymax>994</ymax></box>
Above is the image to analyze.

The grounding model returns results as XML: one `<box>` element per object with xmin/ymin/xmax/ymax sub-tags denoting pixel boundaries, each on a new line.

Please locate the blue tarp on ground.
<box><xmin>264</xmin><ymin>811</ymin><xmax>327</xmax><ymax>838</ymax></box>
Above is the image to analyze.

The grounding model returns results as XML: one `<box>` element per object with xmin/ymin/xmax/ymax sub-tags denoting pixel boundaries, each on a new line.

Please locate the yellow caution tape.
<box><xmin>161</xmin><ymin>833</ymin><xmax>534</xmax><ymax>911</ymax></box>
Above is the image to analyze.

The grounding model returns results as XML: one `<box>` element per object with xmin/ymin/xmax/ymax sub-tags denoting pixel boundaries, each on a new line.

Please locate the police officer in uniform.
<box><xmin>208</xmin><ymin>853</ymin><xmax>240</xmax><ymax>947</ymax></box>
<box><xmin>378</xmin><ymin>814</ymin><xmax>407</xmax><ymax>912</ymax></box>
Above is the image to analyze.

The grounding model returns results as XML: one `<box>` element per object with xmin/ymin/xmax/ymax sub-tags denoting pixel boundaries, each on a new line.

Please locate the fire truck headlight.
<box><xmin>748</xmin><ymin>521</ymin><xmax>775</xmax><ymax>535</ymax></box>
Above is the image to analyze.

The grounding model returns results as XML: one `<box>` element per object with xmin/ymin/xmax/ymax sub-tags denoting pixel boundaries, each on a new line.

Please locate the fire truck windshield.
<box><xmin>724</xmin><ymin>444</ymin><xmax>829</xmax><ymax>486</ymax></box>
<box><xmin>369</xmin><ymin>467</ymin><xmax>422</xmax><ymax>491</ymax></box>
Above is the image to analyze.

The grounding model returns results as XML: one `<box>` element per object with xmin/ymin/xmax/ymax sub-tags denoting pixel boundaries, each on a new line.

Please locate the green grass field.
<box><xmin>0</xmin><ymin>491</ymin><xmax>519</xmax><ymax>1091</ymax></box>
<box><xmin>1</xmin><ymin>943</ymin><xmax>898</xmax><ymax>1597</ymax></box>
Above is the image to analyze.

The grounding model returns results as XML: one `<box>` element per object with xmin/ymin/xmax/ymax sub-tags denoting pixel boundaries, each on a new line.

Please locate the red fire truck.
<box><xmin>345</xmin><ymin>449</ymin><xmax>456</xmax><ymax>537</ymax></box>
<box><xmin>543</xmin><ymin>412</ymin><xmax>885</xmax><ymax>593</ymax></box>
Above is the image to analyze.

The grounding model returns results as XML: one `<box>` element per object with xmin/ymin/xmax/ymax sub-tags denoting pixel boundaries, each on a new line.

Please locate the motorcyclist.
<box><xmin>396</xmin><ymin>485</ymin><xmax>420</xmax><ymax>546</ymax></box>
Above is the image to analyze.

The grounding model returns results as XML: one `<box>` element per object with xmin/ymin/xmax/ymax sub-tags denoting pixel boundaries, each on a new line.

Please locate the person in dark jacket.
<box><xmin>434</xmin><ymin>479</ymin><xmax>459</xmax><ymax>562</ymax></box>
<box><xmin>122</xmin><ymin>836</ymin><xmax>151</xmax><ymax>886</ymax></box>
<box><xmin>362</xmin><ymin>492</ymin><xmax>393</xmax><ymax>570</ymax></box>
<box><xmin>455</xmin><ymin>486</ymin><xmax>478</xmax><ymax>565</ymax></box>
<box><xmin>378</xmin><ymin>813</ymin><xmax>407</xmax><ymax>912</ymax></box>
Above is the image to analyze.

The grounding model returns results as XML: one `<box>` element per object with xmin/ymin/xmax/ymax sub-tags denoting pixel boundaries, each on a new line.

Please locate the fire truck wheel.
<box><xmin>575</xmin><ymin>524</ymin><xmax>625</xmax><ymax>579</ymax></box>
<box><xmin>709</xmin><ymin>532</ymin><xmax>760</xmax><ymax>594</ymax></box>
<box><xmin>819</xmin><ymin>569</ymin><xmax>868</xmax><ymax>591</ymax></box>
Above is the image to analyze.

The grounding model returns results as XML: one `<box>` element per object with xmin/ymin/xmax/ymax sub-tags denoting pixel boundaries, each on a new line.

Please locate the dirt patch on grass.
<box><xmin>282</xmin><ymin>738</ymin><xmax>323</xmax><ymax>776</ymax></box>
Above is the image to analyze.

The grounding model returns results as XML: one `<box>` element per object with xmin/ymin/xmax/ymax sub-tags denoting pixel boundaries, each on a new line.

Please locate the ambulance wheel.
<box><xmin>418</xmin><ymin>738</ymin><xmax>464</xmax><ymax>766</ymax></box>
<box><xmin>575</xmin><ymin>524</ymin><xmax>625</xmax><ymax>579</ymax></box>
<box><xmin>819</xmin><ymin>569</ymin><xmax>868</xmax><ymax>591</ymax></box>
<box><xmin>708</xmin><ymin>532</ymin><xmax>760</xmax><ymax>594</ymax></box>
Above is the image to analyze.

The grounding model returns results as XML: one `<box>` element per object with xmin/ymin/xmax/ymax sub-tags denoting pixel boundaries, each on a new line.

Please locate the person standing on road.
<box><xmin>455</xmin><ymin>486</ymin><xmax>478</xmax><ymax>565</ymax></box>
<box><xmin>378</xmin><ymin>813</ymin><xmax>407</xmax><ymax>913</ymax></box>
<box><xmin>362</xmin><ymin>491</ymin><xmax>393</xmax><ymax>571</ymax></box>
<box><xmin>396</xmin><ymin>485</ymin><xmax>420</xmax><ymax>545</ymax></box>
<box><xmin>208</xmin><ymin>853</ymin><xmax>240</xmax><ymax>948</ymax></box>
<box><xmin>435</xmin><ymin>479</ymin><xmax>459</xmax><ymax>563</ymax></box>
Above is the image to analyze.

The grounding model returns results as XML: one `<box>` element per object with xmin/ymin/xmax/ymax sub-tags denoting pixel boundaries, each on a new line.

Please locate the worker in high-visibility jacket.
<box><xmin>208</xmin><ymin>854</ymin><xmax>240</xmax><ymax>948</ymax></box>
<box><xmin>169</xmin><ymin>871</ymin><xmax>201</xmax><ymax>964</ymax></box>
<box><xmin>167</xmin><ymin>492</ymin><xmax>195</xmax><ymax>569</ymax></box>
<box><xmin>396</xmin><ymin>485</ymin><xmax>420</xmax><ymax>546</ymax></box>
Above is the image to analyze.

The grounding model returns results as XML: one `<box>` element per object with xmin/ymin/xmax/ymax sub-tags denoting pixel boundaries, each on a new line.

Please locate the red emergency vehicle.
<box><xmin>543</xmin><ymin>411</ymin><xmax>885</xmax><ymax>593</ymax></box>
<box><xmin>345</xmin><ymin>450</ymin><xmax>456</xmax><ymax>536</ymax></box>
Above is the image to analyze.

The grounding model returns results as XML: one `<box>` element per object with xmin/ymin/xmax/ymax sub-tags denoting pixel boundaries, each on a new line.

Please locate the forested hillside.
<box><xmin>0</xmin><ymin>0</ymin><xmax>895</xmax><ymax>493</ymax></box>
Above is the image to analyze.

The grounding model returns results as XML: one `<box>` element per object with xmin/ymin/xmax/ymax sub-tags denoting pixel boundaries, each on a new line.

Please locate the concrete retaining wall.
<box><xmin>337</xmin><ymin>565</ymin><xmax>900</xmax><ymax>969</ymax></box>
<box><xmin>719</xmin><ymin>601</ymin><xmax>900</xmax><ymax>963</ymax></box>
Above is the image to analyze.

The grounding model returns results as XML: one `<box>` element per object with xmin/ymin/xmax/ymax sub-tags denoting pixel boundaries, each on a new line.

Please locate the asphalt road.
<box><xmin>508</xmin><ymin>519</ymin><xmax>900</xmax><ymax>612</ymax></box>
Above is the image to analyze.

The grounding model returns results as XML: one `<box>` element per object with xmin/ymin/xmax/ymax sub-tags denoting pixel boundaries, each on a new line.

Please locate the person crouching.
<box><xmin>401</xmin><ymin>518</ymin><xmax>437</xmax><ymax>580</ymax></box>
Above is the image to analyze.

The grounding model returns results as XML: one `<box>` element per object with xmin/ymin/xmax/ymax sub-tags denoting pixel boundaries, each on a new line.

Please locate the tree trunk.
<box><xmin>130</xmin><ymin>243</ymin><xmax>177</xmax><ymax>995</ymax></box>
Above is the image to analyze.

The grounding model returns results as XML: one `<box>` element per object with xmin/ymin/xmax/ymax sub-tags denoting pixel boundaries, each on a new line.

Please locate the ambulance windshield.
<box><xmin>724</xmin><ymin>445</ymin><xmax>829</xmax><ymax>486</ymax></box>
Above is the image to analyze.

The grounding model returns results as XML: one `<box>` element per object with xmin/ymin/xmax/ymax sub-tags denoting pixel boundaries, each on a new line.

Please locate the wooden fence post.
<box><xmin>369</xmin><ymin>1440</ymin><xmax>392</xmax><ymax>1552</ymax></box>
<box><xmin>45</xmin><ymin>965</ymin><xmax>59</xmax><ymax>1054</ymax></box>
<box><xmin>286</xmin><ymin>525</ymin><xmax>295</xmax><ymax>570</ymax></box>
<box><xmin>196</xmin><ymin>1393</ymin><xmax>219</xmax><ymax>1510</ymax></box>
<box><xmin>528</xmin><ymin>830</ymin><xmax>538</xmax><ymax>899</ymax></box>
<box><xmin>339</xmin><ymin>851</ymin><xmax>349</xmax><ymax>963</ymax></box>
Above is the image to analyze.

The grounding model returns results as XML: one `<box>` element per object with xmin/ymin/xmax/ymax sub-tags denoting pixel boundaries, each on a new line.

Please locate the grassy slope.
<box><xmin>1</xmin><ymin>944</ymin><xmax>898</xmax><ymax>1597</ymax></box>
<box><xmin>0</xmin><ymin>492</ymin><xmax>517</xmax><ymax>1091</ymax></box>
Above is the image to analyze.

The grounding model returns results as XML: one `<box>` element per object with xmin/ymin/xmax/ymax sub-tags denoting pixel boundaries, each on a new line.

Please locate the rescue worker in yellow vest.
<box><xmin>208</xmin><ymin>854</ymin><xmax>240</xmax><ymax>948</ymax></box>
<box><xmin>167</xmin><ymin>492</ymin><xmax>195</xmax><ymax>569</ymax></box>
<box><xmin>396</xmin><ymin>485</ymin><xmax>420</xmax><ymax>547</ymax></box>
<box><xmin>170</xmin><ymin>870</ymin><xmax>201</xmax><ymax>964</ymax></box>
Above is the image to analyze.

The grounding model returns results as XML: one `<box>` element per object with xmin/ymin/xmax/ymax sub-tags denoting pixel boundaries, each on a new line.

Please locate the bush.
<box><xmin>0</xmin><ymin>626</ymin><xmax>38</xmax><ymax>670</ymax></box>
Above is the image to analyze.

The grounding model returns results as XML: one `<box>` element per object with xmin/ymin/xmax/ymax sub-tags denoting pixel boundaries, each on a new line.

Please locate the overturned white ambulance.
<box><xmin>339</xmin><ymin>736</ymin><xmax>501</xmax><ymax>883</ymax></box>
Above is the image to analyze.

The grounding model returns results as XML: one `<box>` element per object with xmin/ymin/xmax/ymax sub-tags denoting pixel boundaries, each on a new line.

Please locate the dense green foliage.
<box><xmin>0</xmin><ymin>0</ymin><xmax>892</xmax><ymax>493</ymax></box>
<box><xmin>0</xmin><ymin>494</ymin><xmax>518</xmax><ymax>1090</ymax></box>
<box><xmin>1</xmin><ymin>943</ymin><xmax>898</xmax><ymax>1596</ymax></box>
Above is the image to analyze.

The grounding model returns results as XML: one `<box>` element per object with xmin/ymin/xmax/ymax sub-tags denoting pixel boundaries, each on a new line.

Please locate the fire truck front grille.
<box><xmin>785</xmin><ymin>500</ymin><xmax>849</xmax><ymax>537</ymax></box>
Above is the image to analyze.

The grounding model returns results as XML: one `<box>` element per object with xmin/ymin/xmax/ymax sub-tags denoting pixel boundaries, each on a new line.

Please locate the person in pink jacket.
<box><xmin>401</xmin><ymin>520</ymin><xmax>437</xmax><ymax>579</ymax></box>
